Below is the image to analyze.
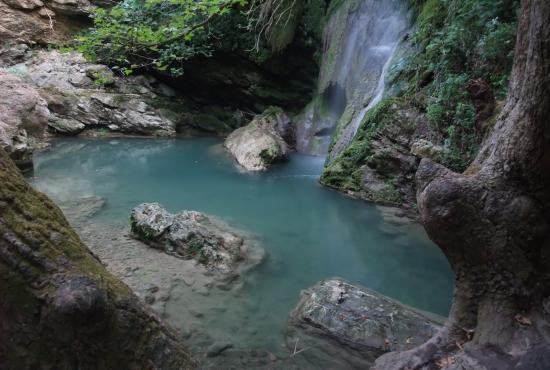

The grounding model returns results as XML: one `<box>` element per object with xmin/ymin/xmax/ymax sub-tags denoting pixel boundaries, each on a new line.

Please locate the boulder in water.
<box><xmin>224</xmin><ymin>107</ymin><xmax>293</xmax><ymax>171</ymax></box>
<box><xmin>130</xmin><ymin>203</ymin><xmax>174</xmax><ymax>241</ymax></box>
<box><xmin>130</xmin><ymin>203</ymin><xmax>263</xmax><ymax>275</ymax></box>
<box><xmin>287</xmin><ymin>278</ymin><xmax>441</xmax><ymax>369</ymax></box>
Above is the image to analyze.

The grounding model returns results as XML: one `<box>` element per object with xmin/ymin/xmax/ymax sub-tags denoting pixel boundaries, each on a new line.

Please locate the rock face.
<box><xmin>0</xmin><ymin>70</ymin><xmax>49</xmax><ymax>170</ymax></box>
<box><xmin>0</xmin><ymin>49</ymin><xmax>197</xmax><ymax>169</ymax></box>
<box><xmin>9</xmin><ymin>50</ymin><xmax>180</xmax><ymax>137</ymax></box>
<box><xmin>0</xmin><ymin>0</ymin><xmax>104</xmax><ymax>46</ymax></box>
<box><xmin>224</xmin><ymin>107</ymin><xmax>293</xmax><ymax>171</ymax></box>
<box><xmin>0</xmin><ymin>147</ymin><xmax>195</xmax><ymax>369</ymax></box>
<box><xmin>287</xmin><ymin>278</ymin><xmax>441</xmax><ymax>369</ymax></box>
<box><xmin>320</xmin><ymin>101</ymin><xmax>444</xmax><ymax>210</ymax></box>
<box><xmin>295</xmin><ymin>0</ymin><xmax>411</xmax><ymax>155</ymax></box>
<box><xmin>130</xmin><ymin>203</ymin><xmax>263</xmax><ymax>275</ymax></box>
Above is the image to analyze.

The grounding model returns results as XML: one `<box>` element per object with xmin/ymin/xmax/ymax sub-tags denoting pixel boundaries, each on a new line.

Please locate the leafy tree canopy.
<box><xmin>75</xmin><ymin>0</ymin><xmax>249</xmax><ymax>76</ymax></box>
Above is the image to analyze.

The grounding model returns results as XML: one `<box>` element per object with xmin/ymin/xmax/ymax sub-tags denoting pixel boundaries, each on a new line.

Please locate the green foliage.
<box><xmin>130</xmin><ymin>220</ymin><xmax>157</xmax><ymax>242</ymax></box>
<box><xmin>75</xmin><ymin>0</ymin><xmax>331</xmax><ymax>75</ymax></box>
<box><xmin>186</xmin><ymin>236</ymin><xmax>210</xmax><ymax>264</ymax></box>
<box><xmin>369</xmin><ymin>179</ymin><xmax>403</xmax><ymax>205</ymax></box>
<box><xmin>399</xmin><ymin>0</ymin><xmax>519</xmax><ymax>171</ymax></box>
<box><xmin>90</xmin><ymin>70</ymin><xmax>115</xmax><ymax>86</ymax></box>
<box><xmin>75</xmin><ymin>0</ymin><xmax>248</xmax><ymax>75</ymax></box>
<box><xmin>259</xmin><ymin>148</ymin><xmax>276</xmax><ymax>165</ymax></box>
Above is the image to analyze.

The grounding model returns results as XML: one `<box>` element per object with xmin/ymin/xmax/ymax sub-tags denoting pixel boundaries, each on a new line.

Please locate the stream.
<box><xmin>28</xmin><ymin>136</ymin><xmax>453</xmax><ymax>368</ymax></box>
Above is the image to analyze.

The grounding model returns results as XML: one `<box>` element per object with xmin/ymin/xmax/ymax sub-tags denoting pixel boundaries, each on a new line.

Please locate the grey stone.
<box><xmin>130</xmin><ymin>203</ymin><xmax>173</xmax><ymax>241</ymax></box>
<box><xmin>287</xmin><ymin>278</ymin><xmax>442</xmax><ymax>369</ymax></box>
<box><xmin>130</xmin><ymin>203</ymin><xmax>264</xmax><ymax>276</ymax></box>
<box><xmin>11</xmin><ymin>50</ymin><xmax>178</xmax><ymax>137</ymax></box>
<box><xmin>48</xmin><ymin>118</ymin><xmax>86</xmax><ymax>135</ymax></box>
<box><xmin>411</xmin><ymin>139</ymin><xmax>447</xmax><ymax>160</ymax></box>
<box><xmin>3</xmin><ymin>0</ymin><xmax>44</xmax><ymax>10</ymax></box>
<box><xmin>0</xmin><ymin>70</ymin><xmax>49</xmax><ymax>170</ymax></box>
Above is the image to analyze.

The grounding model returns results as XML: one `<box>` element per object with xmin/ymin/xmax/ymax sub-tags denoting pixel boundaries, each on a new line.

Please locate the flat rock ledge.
<box><xmin>130</xmin><ymin>203</ymin><xmax>264</xmax><ymax>277</ymax></box>
<box><xmin>9</xmin><ymin>50</ymin><xmax>179</xmax><ymax>137</ymax></box>
<box><xmin>287</xmin><ymin>278</ymin><xmax>442</xmax><ymax>369</ymax></box>
<box><xmin>224</xmin><ymin>107</ymin><xmax>293</xmax><ymax>171</ymax></box>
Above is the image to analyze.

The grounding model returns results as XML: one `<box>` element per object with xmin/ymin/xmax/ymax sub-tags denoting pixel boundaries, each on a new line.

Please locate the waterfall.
<box><xmin>295</xmin><ymin>0</ymin><xmax>411</xmax><ymax>157</ymax></box>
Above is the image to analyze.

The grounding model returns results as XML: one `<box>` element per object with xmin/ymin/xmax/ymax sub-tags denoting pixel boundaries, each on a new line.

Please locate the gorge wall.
<box><xmin>314</xmin><ymin>0</ymin><xmax>519</xmax><ymax>211</ymax></box>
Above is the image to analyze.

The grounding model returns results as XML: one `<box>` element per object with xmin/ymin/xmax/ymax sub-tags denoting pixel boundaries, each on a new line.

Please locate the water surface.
<box><xmin>30</xmin><ymin>137</ymin><xmax>453</xmax><ymax>364</ymax></box>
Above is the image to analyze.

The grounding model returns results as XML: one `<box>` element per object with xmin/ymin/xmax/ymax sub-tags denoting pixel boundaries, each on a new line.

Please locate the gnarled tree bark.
<box><xmin>373</xmin><ymin>0</ymin><xmax>550</xmax><ymax>369</ymax></box>
<box><xmin>0</xmin><ymin>147</ymin><xmax>196</xmax><ymax>369</ymax></box>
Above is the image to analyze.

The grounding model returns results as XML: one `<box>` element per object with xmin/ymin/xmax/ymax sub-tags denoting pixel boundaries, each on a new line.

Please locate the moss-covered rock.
<box><xmin>130</xmin><ymin>203</ymin><xmax>264</xmax><ymax>276</ymax></box>
<box><xmin>224</xmin><ymin>107</ymin><xmax>293</xmax><ymax>171</ymax></box>
<box><xmin>321</xmin><ymin>98</ymin><xmax>422</xmax><ymax>207</ymax></box>
<box><xmin>0</xmin><ymin>148</ymin><xmax>195</xmax><ymax>369</ymax></box>
<box><xmin>318</xmin><ymin>0</ymin><xmax>519</xmax><ymax>211</ymax></box>
<box><xmin>287</xmin><ymin>278</ymin><xmax>442</xmax><ymax>368</ymax></box>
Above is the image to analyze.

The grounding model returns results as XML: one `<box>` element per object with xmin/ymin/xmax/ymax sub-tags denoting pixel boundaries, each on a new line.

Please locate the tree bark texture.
<box><xmin>373</xmin><ymin>0</ymin><xmax>550</xmax><ymax>369</ymax></box>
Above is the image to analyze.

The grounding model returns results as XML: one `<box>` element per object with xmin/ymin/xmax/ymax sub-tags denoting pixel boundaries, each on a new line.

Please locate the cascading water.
<box><xmin>296</xmin><ymin>0</ymin><xmax>411</xmax><ymax>157</ymax></box>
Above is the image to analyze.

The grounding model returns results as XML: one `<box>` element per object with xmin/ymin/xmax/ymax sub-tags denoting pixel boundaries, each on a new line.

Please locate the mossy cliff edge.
<box><xmin>319</xmin><ymin>0</ymin><xmax>519</xmax><ymax>209</ymax></box>
<box><xmin>0</xmin><ymin>147</ymin><xmax>195</xmax><ymax>369</ymax></box>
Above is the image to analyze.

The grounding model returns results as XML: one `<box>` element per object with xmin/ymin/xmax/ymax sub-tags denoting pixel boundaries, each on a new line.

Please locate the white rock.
<box><xmin>224</xmin><ymin>107</ymin><xmax>293</xmax><ymax>171</ymax></box>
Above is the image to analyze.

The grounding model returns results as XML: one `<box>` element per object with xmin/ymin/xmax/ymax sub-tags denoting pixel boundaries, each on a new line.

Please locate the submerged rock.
<box><xmin>224</xmin><ymin>107</ymin><xmax>293</xmax><ymax>171</ymax></box>
<box><xmin>57</xmin><ymin>196</ymin><xmax>107</xmax><ymax>224</ymax></box>
<box><xmin>130</xmin><ymin>203</ymin><xmax>263</xmax><ymax>275</ymax></box>
<box><xmin>287</xmin><ymin>278</ymin><xmax>441</xmax><ymax>369</ymax></box>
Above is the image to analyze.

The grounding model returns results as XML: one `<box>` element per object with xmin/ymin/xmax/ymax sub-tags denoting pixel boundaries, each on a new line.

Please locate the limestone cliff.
<box><xmin>309</xmin><ymin>0</ymin><xmax>519</xmax><ymax>211</ymax></box>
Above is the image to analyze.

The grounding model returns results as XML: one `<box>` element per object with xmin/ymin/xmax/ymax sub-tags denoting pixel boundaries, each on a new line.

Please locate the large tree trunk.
<box><xmin>373</xmin><ymin>0</ymin><xmax>550</xmax><ymax>369</ymax></box>
<box><xmin>0</xmin><ymin>147</ymin><xmax>196</xmax><ymax>369</ymax></box>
